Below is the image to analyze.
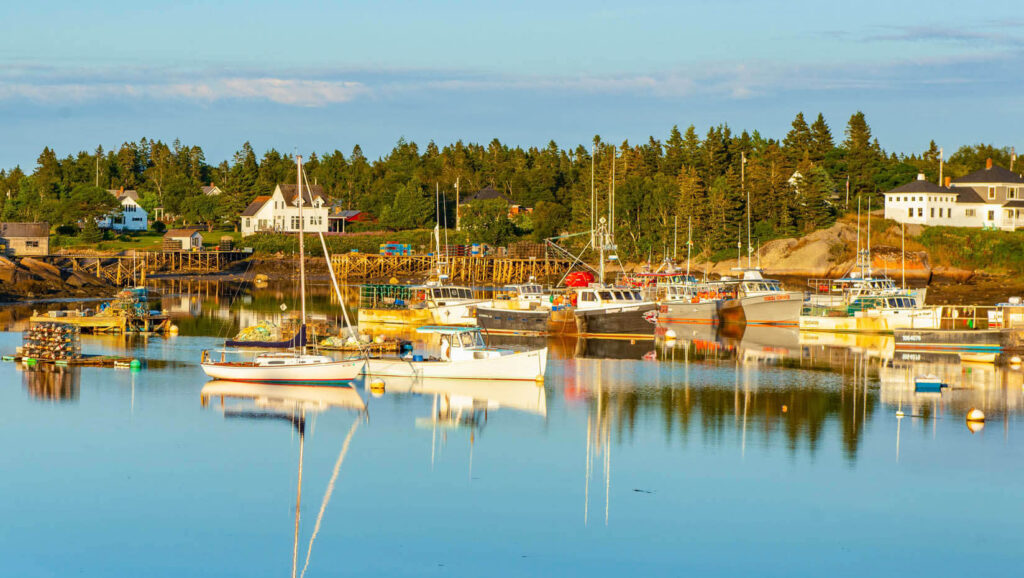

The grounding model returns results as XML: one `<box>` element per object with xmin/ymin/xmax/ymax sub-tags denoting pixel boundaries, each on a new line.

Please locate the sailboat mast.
<box><xmin>743</xmin><ymin>151</ymin><xmax>751</xmax><ymax>268</ymax></box>
<box><xmin>297</xmin><ymin>154</ymin><xmax>307</xmax><ymax>354</ymax></box>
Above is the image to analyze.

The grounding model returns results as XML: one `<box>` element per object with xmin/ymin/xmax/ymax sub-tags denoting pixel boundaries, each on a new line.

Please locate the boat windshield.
<box><xmin>458</xmin><ymin>331</ymin><xmax>485</xmax><ymax>348</ymax></box>
<box><xmin>599</xmin><ymin>291</ymin><xmax>613</xmax><ymax>300</ymax></box>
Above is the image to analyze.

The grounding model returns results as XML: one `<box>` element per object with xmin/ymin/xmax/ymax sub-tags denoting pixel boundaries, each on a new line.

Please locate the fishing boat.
<box><xmin>476</xmin><ymin>282</ymin><xmax>557</xmax><ymax>335</ymax></box>
<box><xmin>362</xmin><ymin>326</ymin><xmax>548</xmax><ymax>381</ymax></box>
<box><xmin>717</xmin><ymin>269</ymin><xmax>805</xmax><ymax>326</ymax></box>
<box><xmin>572</xmin><ymin>284</ymin><xmax>658</xmax><ymax>336</ymax></box>
<box><xmin>800</xmin><ymin>295</ymin><xmax>944</xmax><ymax>334</ymax></box>
<box><xmin>201</xmin><ymin>155</ymin><xmax>363</xmax><ymax>385</ymax></box>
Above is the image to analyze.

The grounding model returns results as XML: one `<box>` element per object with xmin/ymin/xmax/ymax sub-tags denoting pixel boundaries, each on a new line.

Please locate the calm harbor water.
<box><xmin>2</xmin><ymin>281</ymin><xmax>1023</xmax><ymax>577</ymax></box>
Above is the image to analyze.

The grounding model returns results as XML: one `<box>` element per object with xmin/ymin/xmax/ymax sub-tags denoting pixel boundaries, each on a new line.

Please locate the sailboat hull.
<box><xmin>200</xmin><ymin>359</ymin><xmax>365</xmax><ymax>385</ymax></box>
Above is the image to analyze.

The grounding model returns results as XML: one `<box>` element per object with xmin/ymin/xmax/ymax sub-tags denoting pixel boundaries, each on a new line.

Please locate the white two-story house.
<box><xmin>883</xmin><ymin>160</ymin><xmax>1024</xmax><ymax>230</ymax></box>
<box><xmin>240</xmin><ymin>184</ymin><xmax>329</xmax><ymax>237</ymax></box>
<box><xmin>99</xmin><ymin>188</ymin><xmax>149</xmax><ymax>232</ymax></box>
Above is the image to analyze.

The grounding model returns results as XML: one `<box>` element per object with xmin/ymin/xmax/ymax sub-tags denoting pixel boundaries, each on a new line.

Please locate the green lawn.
<box><xmin>52</xmin><ymin>229</ymin><xmax>243</xmax><ymax>253</ymax></box>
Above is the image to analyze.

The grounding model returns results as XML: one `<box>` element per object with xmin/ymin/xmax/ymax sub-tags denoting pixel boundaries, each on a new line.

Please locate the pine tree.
<box><xmin>809</xmin><ymin>113</ymin><xmax>834</xmax><ymax>163</ymax></box>
<box><xmin>783</xmin><ymin>112</ymin><xmax>812</xmax><ymax>165</ymax></box>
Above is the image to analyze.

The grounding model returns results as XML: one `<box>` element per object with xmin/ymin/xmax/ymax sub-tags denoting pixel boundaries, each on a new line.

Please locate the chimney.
<box><xmin>986</xmin><ymin>158</ymin><xmax>993</xmax><ymax>170</ymax></box>
<box><xmin>944</xmin><ymin>176</ymin><xmax>951</xmax><ymax>188</ymax></box>
<box><xmin>917</xmin><ymin>173</ymin><xmax>926</xmax><ymax>181</ymax></box>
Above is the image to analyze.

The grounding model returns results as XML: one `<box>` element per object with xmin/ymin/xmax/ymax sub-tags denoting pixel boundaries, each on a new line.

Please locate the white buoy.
<box><xmin>664</xmin><ymin>329</ymin><xmax>677</xmax><ymax>340</ymax></box>
<box><xmin>1011</xmin><ymin>356</ymin><xmax>1022</xmax><ymax>365</ymax></box>
<box><xmin>966</xmin><ymin>408</ymin><xmax>985</xmax><ymax>422</ymax></box>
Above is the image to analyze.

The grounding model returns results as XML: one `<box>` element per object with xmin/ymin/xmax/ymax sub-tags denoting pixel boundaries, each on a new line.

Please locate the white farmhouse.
<box><xmin>240</xmin><ymin>184</ymin><xmax>329</xmax><ymax>237</ymax></box>
<box><xmin>883</xmin><ymin>159</ymin><xmax>1024</xmax><ymax>230</ymax></box>
<box><xmin>99</xmin><ymin>188</ymin><xmax>149</xmax><ymax>232</ymax></box>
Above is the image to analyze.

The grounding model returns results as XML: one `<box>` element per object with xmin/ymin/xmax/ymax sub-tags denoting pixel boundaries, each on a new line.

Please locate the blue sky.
<box><xmin>1</xmin><ymin>0</ymin><xmax>1022</xmax><ymax>168</ymax></box>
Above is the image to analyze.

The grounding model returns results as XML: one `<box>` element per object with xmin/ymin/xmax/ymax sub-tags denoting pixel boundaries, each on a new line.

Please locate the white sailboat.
<box><xmin>201</xmin><ymin>155</ymin><xmax>364</xmax><ymax>384</ymax></box>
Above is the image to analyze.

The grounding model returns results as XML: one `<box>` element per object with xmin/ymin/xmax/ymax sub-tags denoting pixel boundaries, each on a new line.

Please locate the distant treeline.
<box><xmin>0</xmin><ymin>111</ymin><xmax>1015</xmax><ymax>259</ymax></box>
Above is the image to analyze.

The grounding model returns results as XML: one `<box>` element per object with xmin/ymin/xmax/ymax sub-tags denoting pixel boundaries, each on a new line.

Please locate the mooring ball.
<box><xmin>664</xmin><ymin>329</ymin><xmax>677</xmax><ymax>340</ymax></box>
<box><xmin>369</xmin><ymin>380</ymin><xmax>386</xmax><ymax>397</ymax></box>
<box><xmin>129</xmin><ymin>359</ymin><xmax>141</xmax><ymax>369</ymax></box>
<box><xmin>966</xmin><ymin>408</ymin><xmax>986</xmax><ymax>422</ymax></box>
<box><xmin>374</xmin><ymin>335</ymin><xmax>385</xmax><ymax>344</ymax></box>
<box><xmin>169</xmin><ymin>325</ymin><xmax>179</xmax><ymax>334</ymax></box>
<box><xmin>1011</xmin><ymin>356</ymin><xmax>1022</xmax><ymax>365</ymax></box>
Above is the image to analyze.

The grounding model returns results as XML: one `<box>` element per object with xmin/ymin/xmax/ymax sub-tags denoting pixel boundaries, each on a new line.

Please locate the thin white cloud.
<box><xmin>0</xmin><ymin>75</ymin><xmax>369</xmax><ymax>106</ymax></box>
<box><xmin>0</xmin><ymin>50</ymin><xmax>1021</xmax><ymax>107</ymax></box>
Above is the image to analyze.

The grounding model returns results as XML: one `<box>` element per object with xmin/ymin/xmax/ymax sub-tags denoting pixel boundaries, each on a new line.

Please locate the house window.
<box><xmin>908</xmin><ymin>208</ymin><xmax>913</xmax><ymax>218</ymax></box>
<box><xmin>988</xmin><ymin>210</ymin><xmax>995</xmax><ymax>221</ymax></box>
<box><xmin>917</xmin><ymin>208</ymin><xmax>923</xmax><ymax>217</ymax></box>
<box><xmin>258</xmin><ymin>219</ymin><xmax>268</xmax><ymax>230</ymax></box>
<box><xmin>1010</xmin><ymin>188</ymin><xmax>1018</xmax><ymax>200</ymax></box>
<box><xmin>244</xmin><ymin>218</ymin><xmax>251</xmax><ymax>229</ymax></box>
<box><xmin>26</xmin><ymin>241</ymin><xmax>39</xmax><ymax>248</ymax></box>
<box><xmin>966</xmin><ymin>209</ymin><xmax>976</xmax><ymax>217</ymax></box>
<box><xmin>291</xmin><ymin>216</ymin><xmax>301</xmax><ymax>229</ymax></box>
<box><xmin>988</xmin><ymin>187</ymin><xmax>996</xmax><ymax>200</ymax></box>
<box><xmin>930</xmin><ymin>208</ymin><xmax>934</xmax><ymax>218</ymax></box>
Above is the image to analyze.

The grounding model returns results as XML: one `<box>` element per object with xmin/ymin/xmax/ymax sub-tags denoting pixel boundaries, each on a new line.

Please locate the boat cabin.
<box><xmin>416</xmin><ymin>285</ymin><xmax>478</xmax><ymax>304</ymax></box>
<box><xmin>415</xmin><ymin>326</ymin><xmax>504</xmax><ymax>361</ymax></box>
<box><xmin>848</xmin><ymin>296</ymin><xmax>918</xmax><ymax>312</ymax></box>
<box><xmin>573</xmin><ymin>286</ymin><xmax>647</xmax><ymax>310</ymax></box>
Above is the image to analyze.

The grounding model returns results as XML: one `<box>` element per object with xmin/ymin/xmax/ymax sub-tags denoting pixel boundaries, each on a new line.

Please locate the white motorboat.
<box><xmin>200</xmin><ymin>154</ymin><xmax>363</xmax><ymax>384</ymax></box>
<box><xmin>363</xmin><ymin>326</ymin><xmax>548</xmax><ymax>381</ymax></box>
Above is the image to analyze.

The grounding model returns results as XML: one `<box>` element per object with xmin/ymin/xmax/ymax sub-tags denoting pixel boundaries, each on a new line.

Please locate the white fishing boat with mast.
<box><xmin>200</xmin><ymin>155</ymin><xmax>364</xmax><ymax>384</ymax></box>
<box><xmin>717</xmin><ymin>155</ymin><xmax>804</xmax><ymax>326</ymax></box>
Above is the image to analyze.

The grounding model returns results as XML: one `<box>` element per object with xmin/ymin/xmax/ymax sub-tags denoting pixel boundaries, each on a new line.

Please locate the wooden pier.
<box><xmin>43</xmin><ymin>250</ymin><xmax>249</xmax><ymax>285</ymax></box>
<box><xmin>329</xmin><ymin>253</ymin><xmax>583</xmax><ymax>284</ymax></box>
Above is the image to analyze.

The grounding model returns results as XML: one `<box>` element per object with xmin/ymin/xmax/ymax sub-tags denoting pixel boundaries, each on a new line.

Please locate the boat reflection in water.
<box><xmin>19</xmin><ymin>364</ymin><xmax>81</xmax><ymax>401</ymax></box>
<box><xmin>199</xmin><ymin>380</ymin><xmax>366</xmax><ymax>578</ymax></box>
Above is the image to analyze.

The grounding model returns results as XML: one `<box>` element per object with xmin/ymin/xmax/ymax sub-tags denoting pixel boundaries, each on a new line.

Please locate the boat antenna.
<box><xmin>856</xmin><ymin>196</ymin><xmax>862</xmax><ymax>275</ymax></box>
<box><xmin>297</xmin><ymin>154</ymin><xmax>307</xmax><ymax>355</ymax></box>
<box><xmin>685</xmin><ymin>217</ymin><xmax>692</xmax><ymax>279</ymax></box>
<box><xmin>673</xmin><ymin>215</ymin><xmax>678</xmax><ymax>263</ymax></box>
<box><xmin>866</xmin><ymin>197</ymin><xmax>872</xmax><ymax>278</ymax></box>
<box><xmin>901</xmin><ymin>221</ymin><xmax>906</xmax><ymax>290</ymax></box>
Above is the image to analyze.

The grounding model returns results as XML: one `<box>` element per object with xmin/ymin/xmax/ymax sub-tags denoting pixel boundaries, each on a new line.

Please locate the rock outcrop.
<box><xmin>0</xmin><ymin>256</ymin><xmax>114</xmax><ymax>301</ymax></box>
<box><xmin>687</xmin><ymin>221</ymin><xmax>974</xmax><ymax>282</ymax></box>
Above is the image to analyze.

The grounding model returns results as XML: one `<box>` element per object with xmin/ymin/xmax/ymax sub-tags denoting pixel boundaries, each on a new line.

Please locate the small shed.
<box><xmin>0</xmin><ymin>222</ymin><xmax>50</xmax><ymax>256</ymax></box>
<box><xmin>164</xmin><ymin>229</ymin><xmax>203</xmax><ymax>251</ymax></box>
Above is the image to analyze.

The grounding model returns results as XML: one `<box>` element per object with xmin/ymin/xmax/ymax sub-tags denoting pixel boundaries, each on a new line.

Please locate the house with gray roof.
<box><xmin>883</xmin><ymin>159</ymin><xmax>1024</xmax><ymax>230</ymax></box>
<box><xmin>240</xmin><ymin>184</ymin><xmax>329</xmax><ymax>237</ymax></box>
<box><xmin>0</xmin><ymin>222</ymin><xmax>49</xmax><ymax>256</ymax></box>
<box><xmin>99</xmin><ymin>187</ymin><xmax>149</xmax><ymax>232</ymax></box>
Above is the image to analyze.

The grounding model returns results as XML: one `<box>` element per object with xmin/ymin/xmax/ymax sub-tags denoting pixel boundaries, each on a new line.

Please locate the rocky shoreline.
<box><xmin>0</xmin><ymin>257</ymin><xmax>117</xmax><ymax>302</ymax></box>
